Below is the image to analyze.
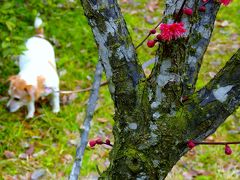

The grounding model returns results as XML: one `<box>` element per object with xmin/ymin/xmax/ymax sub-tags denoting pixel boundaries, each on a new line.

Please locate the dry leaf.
<box><xmin>33</xmin><ymin>150</ymin><xmax>46</xmax><ymax>158</ymax></box>
<box><xmin>208</xmin><ymin>72</ymin><xmax>216</xmax><ymax>78</ymax></box>
<box><xmin>31</xmin><ymin>169</ymin><xmax>46</xmax><ymax>180</ymax></box>
<box><xmin>3</xmin><ymin>175</ymin><xmax>18</xmax><ymax>180</ymax></box>
<box><xmin>4</xmin><ymin>150</ymin><xmax>15</xmax><ymax>159</ymax></box>
<box><xmin>19</xmin><ymin>153</ymin><xmax>28</xmax><ymax>159</ymax></box>
<box><xmin>25</xmin><ymin>144</ymin><xmax>34</xmax><ymax>156</ymax></box>
<box><xmin>96</xmin><ymin>118</ymin><xmax>108</xmax><ymax>123</ymax></box>
<box><xmin>146</xmin><ymin>1</ymin><xmax>159</xmax><ymax>12</ymax></box>
<box><xmin>61</xmin><ymin>154</ymin><xmax>73</xmax><ymax>164</ymax></box>
<box><xmin>144</xmin><ymin>15</ymin><xmax>154</xmax><ymax>24</ymax></box>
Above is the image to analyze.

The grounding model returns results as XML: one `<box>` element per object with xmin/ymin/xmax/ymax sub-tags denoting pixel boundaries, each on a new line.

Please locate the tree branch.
<box><xmin>187</xmin><ymin>49</ymin><xmax>240</xmax><ymax>140</ymax></box>
<box><xmin>183</xmin><ymin>0</ymin><xmax>221</xmax><ymax>94</ymax></box>
<box><xmin>69</xmin><ymin>61</ymin><xmax>103</xmax><ymax>180</ymax></box>
<box><xmin>148</xmin><ymin>0</ymin><xmax>221</xmax><ymax>117</ymax></box>
<box><xmin>80</xmin><ymin>0</ymin><xmax>145</xmax><ymax>111</ymax></box>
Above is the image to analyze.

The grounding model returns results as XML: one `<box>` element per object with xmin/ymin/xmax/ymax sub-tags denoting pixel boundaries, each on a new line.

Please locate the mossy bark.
<box><xmin>80</xmin><ymin>0</ymin><xmax>240</xmax><ymax>179</ymax></box>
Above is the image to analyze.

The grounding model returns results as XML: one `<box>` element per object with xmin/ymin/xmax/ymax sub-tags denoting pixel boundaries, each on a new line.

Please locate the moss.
<box><xmin>189</xmin><ymin>30</ymin><xmax>202</xmax><ymax>45</ymax></box>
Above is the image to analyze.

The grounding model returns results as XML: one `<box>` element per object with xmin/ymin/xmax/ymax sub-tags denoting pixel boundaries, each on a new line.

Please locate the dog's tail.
<box><xmin>34</xmin><ymin>15</ymin><xmax>44</xmax><ymax>38</ymax></box>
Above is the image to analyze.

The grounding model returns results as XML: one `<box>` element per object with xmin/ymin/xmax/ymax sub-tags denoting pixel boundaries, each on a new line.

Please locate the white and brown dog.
<box><xmin>6</xmin><ymin>16</ymin><xmax>60</xmax><ymax>118</ymax></box>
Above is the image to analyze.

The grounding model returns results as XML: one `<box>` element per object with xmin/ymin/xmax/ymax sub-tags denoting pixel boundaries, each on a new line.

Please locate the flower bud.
<box><xmin>198</xmin><ymin>6</ymin><xmax>206</xmax><ymax>12</ymax></box>
<box><xmin>183</xmin><ymin>8</ymin><xmax>193</xmax><ymax>16</ymax></box>
<box><xmin>89</xmin><ymin>140</ymin><xmax>96</xmax><ymax>148</ymax></box>
<box><xmin>96</xmin><ymin>138</ymin><xmax>103</xmax><ymax>144</ymax></box>
<box><xmin>225</xmin><ymin>144</ymin><xmax>232</xmax><ymax>155</ymax></box>
<box><xmin>150</xmin><ymin>29</ymin><xmax>156</xmax><ymax>34</ymax></box>
<box><xmin>147</xmin><ymin>40</ymin><xmax>156</xmax><ymax>48</ymax></box>
<box><xmin>105</xmin><ymin>139</ymin><xmax>111</xmax><ymax>145</ymax></box>
<box><xmin>187</xmin><ymin>140</ymin><xmax>196</xmax><ymax>149</ymax></box>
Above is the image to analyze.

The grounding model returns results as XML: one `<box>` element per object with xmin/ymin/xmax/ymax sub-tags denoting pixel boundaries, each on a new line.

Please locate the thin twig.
<box><xmin>60</xmin><ymin>57</ymin><xmax>156</xmax><ymax>94</ymax></box>
<box><xmin>69</xmin><ymin>60</ymin><xmax>103</xmax><ymax>180</ymax></box>
<box><xmin>193</xmin><ymin>141</ymin><xmax>240</xmax><ymax>145</ymax></box>
<box><xmin>135</xmin><ymin>21</ymin><xmax>162</xmax><ymax>50</ymax></box>
<box><xmin>58</xmin><ymin>81</ymin><xmax>107</xmax><ymax>94</ymax></box>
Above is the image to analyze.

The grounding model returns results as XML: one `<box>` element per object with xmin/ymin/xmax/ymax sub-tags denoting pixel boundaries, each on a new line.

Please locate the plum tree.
<box><xmin>79</xmin><ymin>0</ymin><xmax>239</xmax><ymax>179</ymax></box>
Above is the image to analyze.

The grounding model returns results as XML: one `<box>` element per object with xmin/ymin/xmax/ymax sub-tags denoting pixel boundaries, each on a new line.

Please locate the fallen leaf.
<box><xmin>25</xmin><ymin>144</ymin><xmax>34</xmax><ymax>156</ymax></box>
<box><xmin>230</xmin><ymin>33</ymin><xmax>239</xmax><ymax>41</ymax></box>
<box><xmin>62</xmin><ymin>93</ymin><xmax>78</xmax><ymax>105</ymax></box>
<box><xmin>208</xmin><ymin>72</ymin><xmax>216</xmax><ymax>78</ymax></box>
<box><xmin>31</xmin><ymin>169</ymin><xmax>46</xmax><ymax>180</ymax></box>
<box><xmin>144</xmin><ymin>15</ymin><xmax>154</xmax><ymax>24</ymax></box>
<box><xmin>68</xmin><ymin>139</ymin><xmax>79</xmax><ymax>146</ymax></box>
<box><xmin>120</xmin><ymin>0</ymin><xmax>133</xmax><ymax>3</ymax></box>
<box><xmin>33</xmin><ymin>150</ymin><xmax>46</xmax><ymax>158</ymax></box>
<box><xmin>57</xmin><ymin>172</ymin><xmax>65</xmax><ymax>179</ymax></box>
<box><xmin>4</xmin><ymin>150</ymin><xmax>15</xmax><ymax>159</ymax></box>
<box><xmin>19</xmin><ymin>153</ymin><xmax>28</xmax><ymax>160</ymax></box>
<box><xmin>61</xmin><ymin>154</ymin><xmax>73</xmax><ymax>164</ymax></box>
<box><xmin>19</xmin><ymin>172</ymin><xmax>31</xmax><ymax>180</ymax></box>
<box><xmin>96</xmin><ymin>118</ymin><xmax>108</xmax><ymax>123</ymax></box>
<box><xmin>3</xmin><ymin>175</ymin><xmax>18</xmax><ymax>180</ymax></box>
<box><xmin>20</xmin><ymin>141</ymin><xmax>30</xmax><ymax>148</ymax></box>
<box><xmin>146</xmin><ymin>1</ymin><xmax>159</xmax><ymax>12</ymax></box>
<box><xmin>206</xmin><ymin>136</ymin><xmax>214</xmax><ymax>141</ymax></box>
<box><xmin>216</xmin><ymin>20</ymin><xmax>230</xmax><ymax>28</ymax></box>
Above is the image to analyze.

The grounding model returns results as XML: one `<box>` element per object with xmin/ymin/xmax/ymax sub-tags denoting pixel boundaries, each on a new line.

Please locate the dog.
<box><xmin>6</xmin><ymin>16</ymin><xmax>60</xmax><ymax>118</ymax></box>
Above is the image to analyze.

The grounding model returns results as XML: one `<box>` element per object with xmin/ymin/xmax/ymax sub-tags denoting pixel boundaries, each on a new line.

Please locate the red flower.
<box><xmin>160</xmin><ymin>22</ymin><xmax>186</xmax><ymax>41</ymax></box>
<box><xmin>220</xmin><ymin>0</ymin><xmax>232</xmax><ymax>6</ymax></box>
<box><xmin>150</xmin><ymin>29</ymin><xmax>156</xmax><ymax>34</ymax></box>
<box><xmin>89</xmin><ymin>140</ymin><xmax>96</xmax><ymax>148</ymax></box>
<box><xmin>225</xmin><ymin>144</ymin><xmax>232</xmax><ymax>155</ymax></box>
<box><xmin>147</xmin><ymin>40</ymin><xmax>156</xmax><ymax>48</ymax></box>
<box><xmin>187</xmin><ymin>140</ymin><xmax>196</xmax><ymax>149</ymax></box>
<box><xmin>105</xmin><ymin>139</ymin><xmax>111</xmax><ymax>145</ymax></box>
<box><xmin>198</xmin><ymin>6</ymin><xmax>206</xmax><ymax>12</ymax></box>
<box><xmin>156</xmin><ymin>34</ymin><xmax>162</xmax><ymax>41</ymax></box>
<box><xmin>183</xmin><ymin>8</ymin><xmax>193</xmax><ymax>16</ymax></box>
<box><xmin>96</xmin><ymin>138</ymin><xmax>103</xmax><ymax>144</ymax></box>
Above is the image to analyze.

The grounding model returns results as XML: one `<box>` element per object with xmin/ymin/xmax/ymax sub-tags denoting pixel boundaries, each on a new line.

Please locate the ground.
<box><xmin>0</xmin><ymin>0</ymin><xmax>239</xmax><ymax>179</ymax></box>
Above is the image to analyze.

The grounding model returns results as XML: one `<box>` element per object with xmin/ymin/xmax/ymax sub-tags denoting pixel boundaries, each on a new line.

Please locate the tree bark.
<box><xmin>80</xmin><ymin>0</ymin><xmax>240</xmax><ymax>179</ymax></box>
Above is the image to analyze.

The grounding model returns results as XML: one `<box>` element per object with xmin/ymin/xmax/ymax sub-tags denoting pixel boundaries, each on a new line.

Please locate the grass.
<box><xmin>0</xmin><ymin>0</ymin><xmax>240</xmax><ymax>179</ymax></box>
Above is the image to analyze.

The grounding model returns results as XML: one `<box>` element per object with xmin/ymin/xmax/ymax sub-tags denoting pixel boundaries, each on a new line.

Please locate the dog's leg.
<box><xmin>26</xmin><ymin>101</ymin><xmax>35</xmax><ymax>119</ymax></box>
<box><xmin>51</xmin><ymin>89</ymin><xmax>60</xmax><ymax>113</ymax></box>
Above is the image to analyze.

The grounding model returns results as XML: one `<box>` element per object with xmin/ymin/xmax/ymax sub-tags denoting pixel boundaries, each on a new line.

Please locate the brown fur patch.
<box><xmin>36</xmin><ymin>76</ymin><xmax>45</xmax><ymax>99</ymax></box>
<box><xmin>9</xmin><ymin>75</ymin><xmax>45</xmax><ymax>101</ymax></box>
<box><xmin>36</xmin><ymin>27</ymin><xmax>44</xmax><ymax>35</ymax></box>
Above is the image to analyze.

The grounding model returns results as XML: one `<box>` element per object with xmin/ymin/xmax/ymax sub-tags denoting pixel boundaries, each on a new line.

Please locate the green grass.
<box><xmin>0</xmin><ymin>0</ymin><xmax>240</xmax><ymax>179</ymax></box>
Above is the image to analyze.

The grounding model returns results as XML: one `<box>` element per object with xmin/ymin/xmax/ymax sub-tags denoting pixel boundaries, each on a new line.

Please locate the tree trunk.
<box><xmin>80</xmin><ymin>0</ymin><xmax>240</xmax><ymax>179</ymax></box>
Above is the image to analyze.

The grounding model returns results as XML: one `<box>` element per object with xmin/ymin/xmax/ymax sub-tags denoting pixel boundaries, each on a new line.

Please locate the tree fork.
<box><xmin>80</xmin><ymin>0</ymin><xmax>239</xmax><ymax>179</ymax></box>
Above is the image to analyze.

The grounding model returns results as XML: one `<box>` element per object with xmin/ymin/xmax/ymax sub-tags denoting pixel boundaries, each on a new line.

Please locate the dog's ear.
<box><xmin>24</xmin><ymin>85</ymin><xmax>36</xmax><ymax>100</ymax></box>
<box><xmin>8</xmin><ymin>75</ymin><xmax>19</xmax><ymax>82</ymax></box>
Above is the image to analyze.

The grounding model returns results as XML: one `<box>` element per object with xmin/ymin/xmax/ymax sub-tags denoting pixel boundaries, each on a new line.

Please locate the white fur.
<box><xmin>7</xmin><ymin>36</ymin><xmax>60</xmax><ymax>118</ymax></box>
<box><xmin>34</xmin><ymin>16</ymin><xmax>43</xmax><ymax>28</ymax></box>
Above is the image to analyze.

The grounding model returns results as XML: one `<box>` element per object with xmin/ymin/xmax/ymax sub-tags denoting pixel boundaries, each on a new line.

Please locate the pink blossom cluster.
<box><xmin>160</xmin><ymin>22</ymin><xmax>186</xmax><ymax>41</ymax></box>
<box><xmin>145</xmin><ymin>0</ymin><xmax>233</xmax><ymax>48</ymax></box>
<box><xmin>220</xmin><ymin>0</ymin><xmax>232</xmax><ymax>6</ymax></box>
<box><xmin>146</xmin><ymin>22</ymin><xmax>186</xmax><ymax>48</ymax></box>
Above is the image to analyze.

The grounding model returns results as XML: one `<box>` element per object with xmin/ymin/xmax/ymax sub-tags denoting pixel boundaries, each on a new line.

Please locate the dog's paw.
<box><xmin>52</xmin><ymin>107</ymin><xmax>60</xmax><ymax>113</ymax></box>
<box><xmin>26</xmin><ymin>114</ymin><xmax>34</xmax><ymax>119</ymax></box>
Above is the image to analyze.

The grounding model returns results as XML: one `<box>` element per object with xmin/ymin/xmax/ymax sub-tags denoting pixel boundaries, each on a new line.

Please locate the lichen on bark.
<box><xmin>80</xmin><ymin>0</ymin><xmax>240</xmax><ymax>179</ymax></box>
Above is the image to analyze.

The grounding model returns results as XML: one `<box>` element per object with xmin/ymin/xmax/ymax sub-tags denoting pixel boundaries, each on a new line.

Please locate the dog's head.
<box><xmin>6</xmin><ymin>75</ymin><xmax>45</xmax><ymax>112</ymax></box>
